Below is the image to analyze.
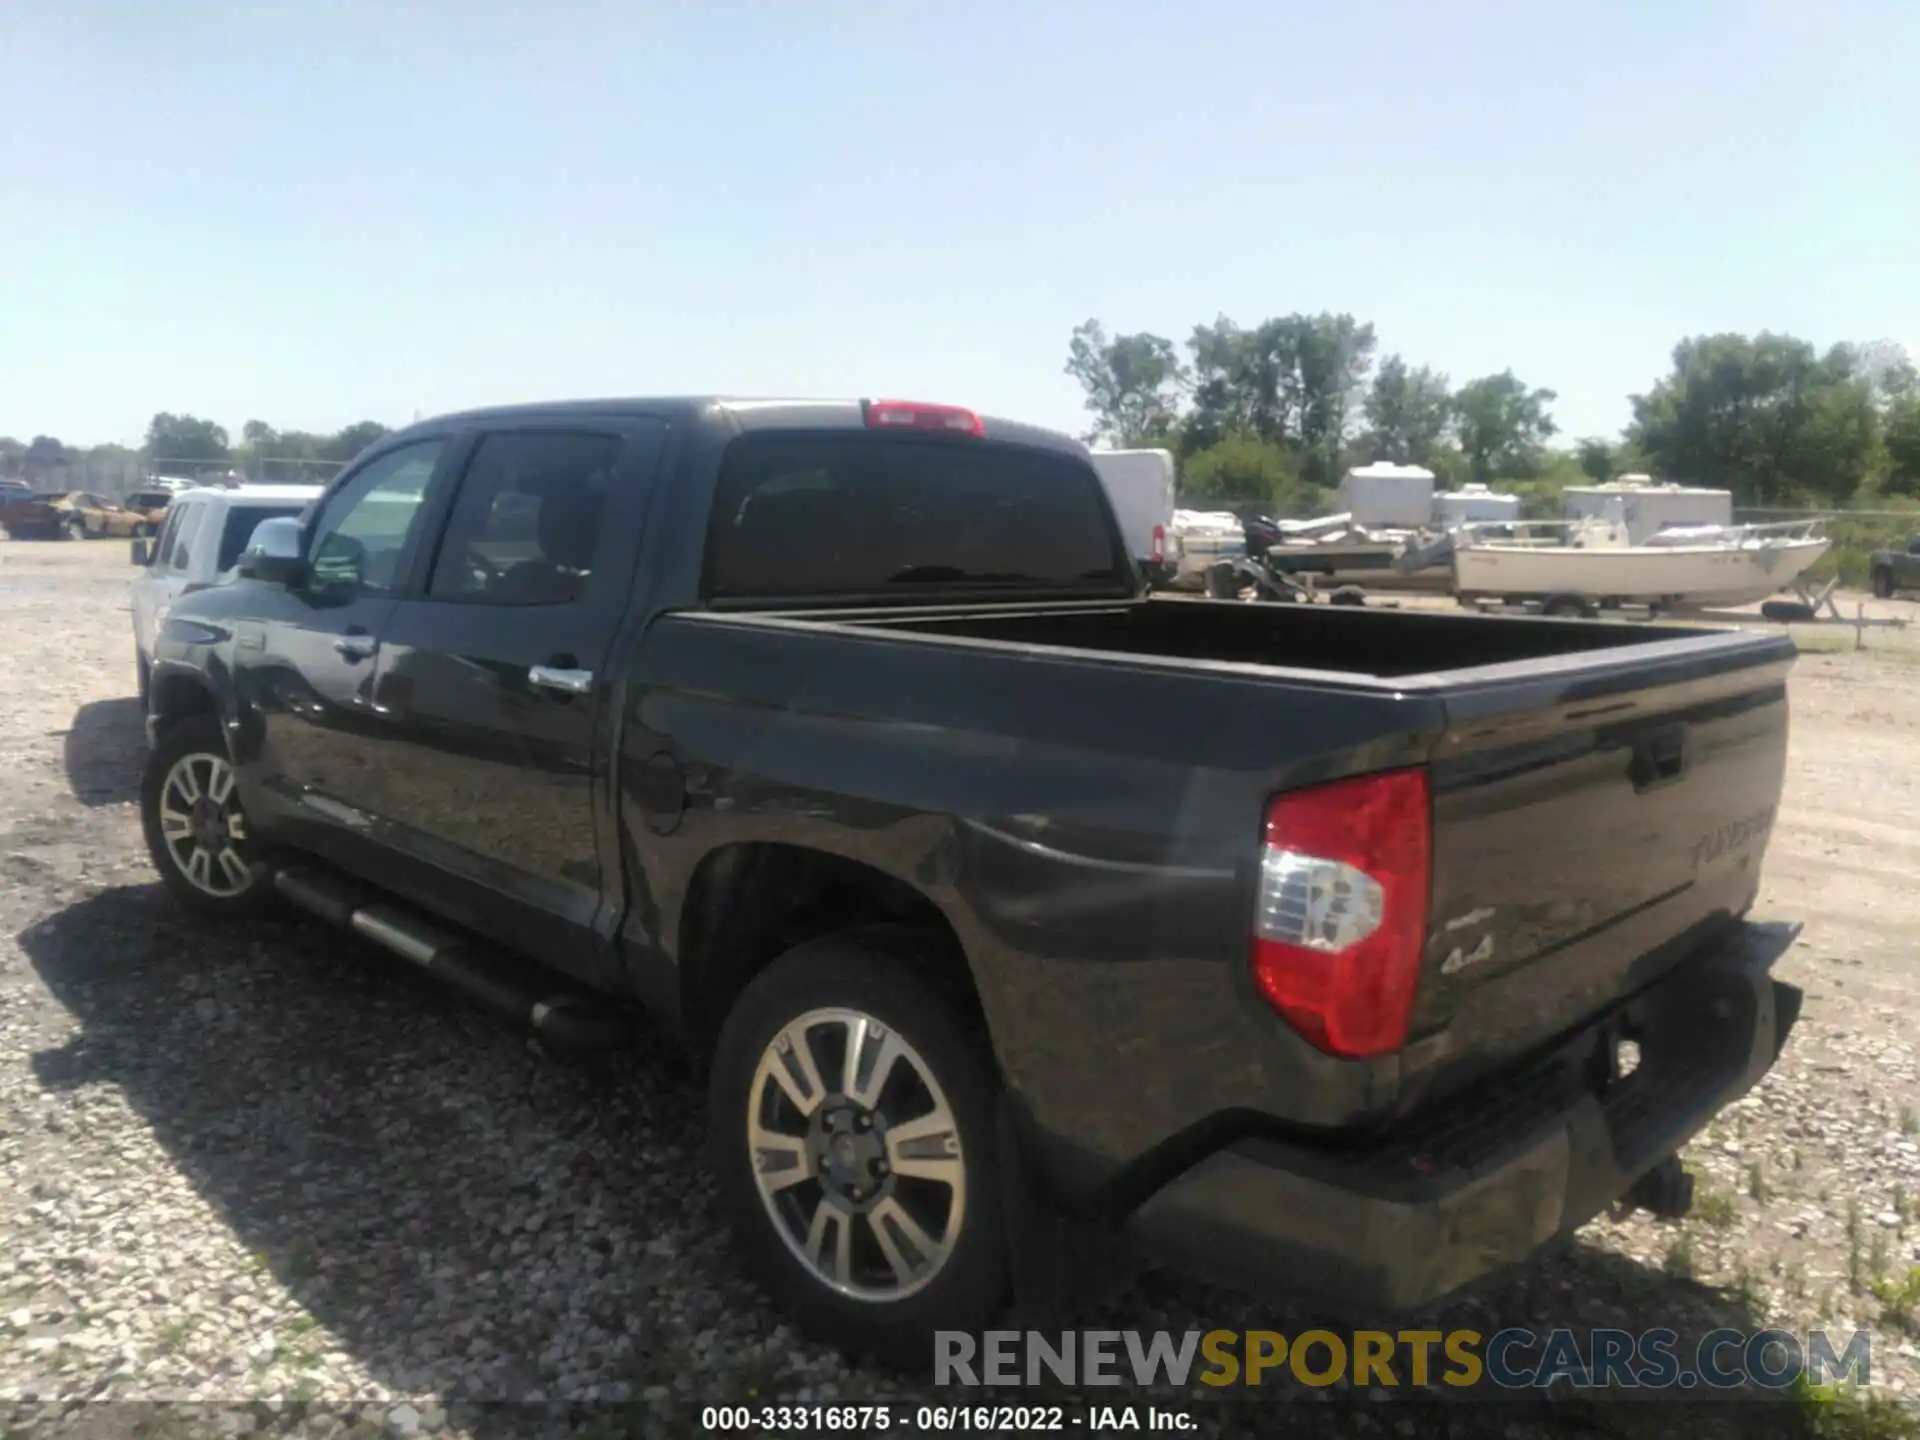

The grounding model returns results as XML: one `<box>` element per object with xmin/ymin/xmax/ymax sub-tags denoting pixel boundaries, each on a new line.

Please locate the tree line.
<box><xmin>0</xmin><ymin>413</ymin><xmax>394</xmax><ymax>486</ymax></box>
<box><xmin>1065</xmin><ymin>317</ymin><xmax>1920</xmax><ymax>514</ymax></box>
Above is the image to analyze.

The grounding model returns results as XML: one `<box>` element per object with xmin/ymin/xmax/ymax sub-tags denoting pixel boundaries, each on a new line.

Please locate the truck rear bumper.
<box><xmin>1122</xmin><ymin>924</ymin><xmax>1801</xmax><ymax>1314</ymax></box>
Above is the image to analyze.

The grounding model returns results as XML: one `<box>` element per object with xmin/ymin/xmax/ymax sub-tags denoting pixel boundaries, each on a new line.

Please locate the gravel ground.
<box><xmin>3</xmin><ymin>539</ymin><xmax>1919</xmax><ymax>1438</ymax></box>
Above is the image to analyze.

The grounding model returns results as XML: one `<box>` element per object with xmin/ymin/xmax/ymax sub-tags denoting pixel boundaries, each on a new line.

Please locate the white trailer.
<box><xmin>1088</xmin><ymin>448</ymin><xmax>1176</xmax><ymax>577</ymax></box>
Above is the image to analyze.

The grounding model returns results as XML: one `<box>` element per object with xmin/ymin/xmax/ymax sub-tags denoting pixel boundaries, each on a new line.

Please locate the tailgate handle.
<box><xmin>1631</xmin><ymin>724</ymin><xmax>1689</xmax><ymax>791</ymax></box>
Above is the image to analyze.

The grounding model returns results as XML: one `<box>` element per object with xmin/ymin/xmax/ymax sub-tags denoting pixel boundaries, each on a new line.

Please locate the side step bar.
<box><xmin>273</xmin><ymin>866</ymin><xmax>628</xmax><ymax>1050</ymax></box>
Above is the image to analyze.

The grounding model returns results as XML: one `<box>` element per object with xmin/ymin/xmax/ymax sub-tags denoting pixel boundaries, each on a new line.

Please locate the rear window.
<box><xmin>217</xmin><ymin>505</ymin><xmax>306</xmax><ymax>573</ymax></box>
<box><xmin>704</xmin><ymin>433</ymin><xmax>1127</xmax><ymax>602</ymax></box>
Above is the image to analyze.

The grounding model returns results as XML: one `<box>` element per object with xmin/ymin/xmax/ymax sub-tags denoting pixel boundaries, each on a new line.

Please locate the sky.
<box><xmin>2</xmin><ymin>0</ymin><xmax>1917</xmax><ymax>451</ymax></box>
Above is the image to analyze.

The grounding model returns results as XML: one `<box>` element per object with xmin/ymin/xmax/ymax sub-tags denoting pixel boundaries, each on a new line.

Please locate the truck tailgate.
<box><xmin>1401</xmin><ymin>630</ymin><xmax>1795</xmax><ymax>1103</ymax></box>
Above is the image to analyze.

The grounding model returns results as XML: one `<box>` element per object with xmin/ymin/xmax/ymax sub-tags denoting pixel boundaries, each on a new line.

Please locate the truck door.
<box><xmin>364</xmin><ymin>419</ymin><xmax>667</xmax><ymax>986</ymax></box>
<box><xmin>233</xmin><ymin>439</ymin><xmax>452</xmax><ymax>860</ymax></box>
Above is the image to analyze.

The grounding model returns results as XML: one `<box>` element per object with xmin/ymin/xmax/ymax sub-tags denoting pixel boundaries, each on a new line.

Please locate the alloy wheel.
<box><xmin>156</xmin><ymin>752</ymin><xmax>255</xmax><ymax>897</ymax></box>
<box><xmin>746</xmin><ymin>1007</ymin><xmax>966</xmax><ymax>1303</ymax></box>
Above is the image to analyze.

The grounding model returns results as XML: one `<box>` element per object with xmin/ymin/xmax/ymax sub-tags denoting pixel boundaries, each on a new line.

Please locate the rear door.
<box><xmin>363</xmin><ymin>418</ymin><xmax>667</xmax><ymax>984</ymax></box>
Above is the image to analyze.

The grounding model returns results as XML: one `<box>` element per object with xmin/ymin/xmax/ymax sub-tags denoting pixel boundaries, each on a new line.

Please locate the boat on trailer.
<box><xmin>1451</xmin><ymin>516</ymin><xmax>1831</xmax><ymax>615</ymax></box>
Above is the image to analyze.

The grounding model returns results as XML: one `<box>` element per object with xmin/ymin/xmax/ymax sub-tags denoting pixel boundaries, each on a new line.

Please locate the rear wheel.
<box><xmin>1873</xmin><ymin>567</ymin><xmax>1895</xmax><ymax>600</ymax></box>
<box><xmin>61</xmin><ymin>517</ymin><xmax>84</xmax><ymax>541</ymax></box>
<box><xmin>709</xmin><ymin>934</ymin><xmax>1007</xmax><ymax>1365</ymax></box>
<box><xmin>1542</xmin><ymin>595</ymin><xmax>1592</xmax><ymax>619</ymax></box>
<box><xmin>140</xmin><ymin>715</ymin><xmax>274</xmax><ymax>916</ymax></box>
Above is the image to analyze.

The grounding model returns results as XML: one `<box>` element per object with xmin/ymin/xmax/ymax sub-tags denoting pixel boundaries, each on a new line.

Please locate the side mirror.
<box><xmin>237</xmin><ymin>516</ymin><xmax>306</xmax><ymax>585</ymax></box>
<box><xmin>130</xmin><ymin>538</ymin><xmax>153</xmax><ymax>567</ymax></box>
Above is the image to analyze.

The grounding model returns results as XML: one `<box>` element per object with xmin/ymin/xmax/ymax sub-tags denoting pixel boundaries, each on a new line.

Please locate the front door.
<box><xmin>365</xmin><ymin>420</ymin><xmax>666</xmax><ymax>984</ymax></box>
<box><xmin>234</xmin><ymin>438</ymin><xmax>453</xmax><ymax>861</ymax></box>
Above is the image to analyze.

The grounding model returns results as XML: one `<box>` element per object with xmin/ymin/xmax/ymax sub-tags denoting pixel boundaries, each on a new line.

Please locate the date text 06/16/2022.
<box><xmin>700</xmin><ymin>1404</ymin><xmax>1195</xmax><ymax>1432</ymax></box>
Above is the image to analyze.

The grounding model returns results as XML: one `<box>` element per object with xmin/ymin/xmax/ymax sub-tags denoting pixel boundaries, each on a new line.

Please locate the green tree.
<box><xmin>1628</xmin><ymin>333</ymin><xmax>1878</xmax><ymax>503</ymax></box>
<box><xmin>1575</xmin><ymin>438</ymin><xmax>1616</xmax><ymax>482</ymax></box>
<box><xmin>23</xmin><ymin>435</ymin><xmax>67</xmax><ymax>477</ymax></box>
<box><xmin>1453</xmin><ymin>371</ymin><xmax>1559</xmax><ymax>483</ymax></box>
<box><xmin>1064</xmin><ymin>320</ymin><xmax>1184</xmax><ymax>448</ymax></box>
<box><xmin>1178</xmin><ymin>313</ymin><xmax>1375</xmax><ymax>486</ymax></box>
<box><xmin>1885</xmin><ymin>395</ymin><xmax>1920</xmax><ymax>498</ymax></box>
<box><xmin>325</xmin><ymin>421</ymin><xmax>392</xmax><ymax>462</ymax></box>
<box><xmin>1361</xmin><ymin>355</ymin><xmax>1452</xmax><ymax>465</ymax></box>
<box><xmin>145</xmin><ymin>413</ymin><xmax>230</xmax><ymax>475</ymax></box>
<box><xmin>1180</xmin><ymin>432</ymin><xmax>1314</xmax><ymax>512</ymax></box>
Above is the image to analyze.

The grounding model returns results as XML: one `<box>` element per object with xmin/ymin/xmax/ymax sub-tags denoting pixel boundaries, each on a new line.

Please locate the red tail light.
<box><xmin>1150</xmin><ymin>524</ymin><xmax>1166</xmax><ymax>563</ymax></box>
<box><xmin>863</xmin><ymin>399</ymin><xmax>985</xmax><ymax>437</ymax></box>
<box><xmin>1250</xmin><ymin>767</ymin><xmax>1431</xmax><ymax>1058</ymax></box>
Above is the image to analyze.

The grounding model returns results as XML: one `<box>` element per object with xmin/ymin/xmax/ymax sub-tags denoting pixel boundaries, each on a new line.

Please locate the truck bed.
<box><xmin>646</xmin><ymin>596</ymin><xmax>1793</xmax><ymax>1160</ymax></box>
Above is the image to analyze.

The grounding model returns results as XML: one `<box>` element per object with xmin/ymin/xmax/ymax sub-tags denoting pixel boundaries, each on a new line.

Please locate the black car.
<box><xmin>142</xmin><ymin>397</ymin><xmax>1802</xmax><ymax>1362</ymax></box>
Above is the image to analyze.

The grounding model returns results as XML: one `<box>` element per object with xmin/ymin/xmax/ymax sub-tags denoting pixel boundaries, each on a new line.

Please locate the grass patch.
<box><xmin>1662</xmin><ymin>1231</ymin><xmax>1696</xmax><ymax>1280</ymax></box>
<box><xmin>1695</xmin><ymin>1185</ymin><xmax>1740</xmax><ymax>1228</ymax></box>
<box><xmin>1873</xmin><ymin>1266</ymin><xmax>1920</xmax><ymax>1336</ymax></box>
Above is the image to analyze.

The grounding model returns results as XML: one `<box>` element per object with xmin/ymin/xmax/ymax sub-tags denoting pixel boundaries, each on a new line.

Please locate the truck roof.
<box><xmin>392</xmin><ymin>397</ymin><xmax>1092</xmax><ymax>461</ymax></box>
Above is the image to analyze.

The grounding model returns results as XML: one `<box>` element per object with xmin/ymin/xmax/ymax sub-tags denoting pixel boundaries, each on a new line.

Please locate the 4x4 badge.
<box><xmin>1441</xmin><ymin>933</ymin><xmax>1494</xmax><ymax>977</ymax></box>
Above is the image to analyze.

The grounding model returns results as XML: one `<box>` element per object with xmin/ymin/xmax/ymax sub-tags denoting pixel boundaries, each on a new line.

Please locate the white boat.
<box><xmin>1452</xmin><ymin>516</ymin><xmax>1830</xmax><ymax>611</ymax></box>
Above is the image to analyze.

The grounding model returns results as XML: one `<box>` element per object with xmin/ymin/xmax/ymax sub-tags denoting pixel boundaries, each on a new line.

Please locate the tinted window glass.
<box><xmin>170</xmin><ymin>506</ymin><xmax>197</xmax><ymax>571</ymax></box>
<box><xmin>217</xmin><ymin>505</ymin><xmax>307</xmax><ymax>574</ymax></box>
<box><xmin>426</xmin><ymin>432</ymin><xmax>620</xmax><ymax>605</ymax></box>
<box><xmin>307</xmin><ymin>441</ymin><xmax>445</xmax><ymax>596</ymax></box>
<box><xmin>153</xmin><ymin>506</ymin><xmax>186</xmax><ymax>568</ymax></box>
<box><xmin>705</xmin><ymin>434</ymin><xmax>1124</xmax><ymax>600</ymax></box>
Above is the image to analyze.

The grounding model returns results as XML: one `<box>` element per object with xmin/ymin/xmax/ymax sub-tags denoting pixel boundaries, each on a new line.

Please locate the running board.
<box><xmin>272</xmin><ymin>866</ymin><xmax>628</xmax><ymax>1050</ymax></box>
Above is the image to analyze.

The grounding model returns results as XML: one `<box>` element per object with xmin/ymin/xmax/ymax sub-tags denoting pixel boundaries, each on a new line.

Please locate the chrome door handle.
<box><xmin>529</xmin><ymin>665</ymin><xmax>594</xmax><ymax>696</ymax></box>
<box><xmin>333</xmin><ymin>636</ymin><xmax>376</xmax><ymax>662</ymax></box>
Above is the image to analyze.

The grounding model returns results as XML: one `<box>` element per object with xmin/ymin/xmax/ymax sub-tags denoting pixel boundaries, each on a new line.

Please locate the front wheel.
<box><xmin>140</xmin><ymin>714</ymin><xmax>274</xmax><ymax>916</ymax></box>
<box><xmin>1873</xmin><ymin>568</ymin><xmax>1895</xmax><ymax>600</ymax></box>
<box><xmin>709</xmin><ymin>934</ymin><xmax>1008</xmax><ymax>1365</ymax></box>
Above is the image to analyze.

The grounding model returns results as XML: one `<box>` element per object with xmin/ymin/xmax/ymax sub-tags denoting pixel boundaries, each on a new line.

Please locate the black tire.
<box><xmin>1873</xmin><ymin>568</ymin><xmax>1895</xmax><ymax>600</ymax></box>
<box><xmin>140</xmin><ymin>714</ymin><xmax>275</xmax><ymax>917</ymax></box>
<box><xmin>708</xmin><ymin>932</ymin><xmax>1008</xmax><ymax>1367</ymax></box>
<box><xmin>1760</xmin><ymin>600</ymin><xmax>1816</xmax><ymax>623</ymax></box>
<box><xmin>1328</xmin><ymin>585</ymin><xmax>1366</xmax><ymax>607</ymax></box>
<box><xmin>1542</xmin><ymin>596</ymin><xmax>1591</xmax><ymax>619</ymax></box>
<box><xmin>59</xmin><ymin>518</ymin><xmax>81</xmax><ymax>541</ymax></box>
<box><xmin>1202</xmin><ymin>561</ymin><xmax>1240</xmax><ymax>600</ymax></box>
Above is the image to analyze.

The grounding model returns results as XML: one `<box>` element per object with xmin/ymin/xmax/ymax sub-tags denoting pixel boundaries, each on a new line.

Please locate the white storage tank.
<box><xmin>1562</xmin><ymin>475</ymin><xmax>1732</xmax><ymax>544</ymax></box>
<box><xmin>1336</xmin><ymin>462</ymin><xmax>1435</xmax><ymax>529</ymax></box>
<box><xmin>1435</xmin><ymin>482</ymin><xmax>1520</xmax><ymax>524</ymax></box>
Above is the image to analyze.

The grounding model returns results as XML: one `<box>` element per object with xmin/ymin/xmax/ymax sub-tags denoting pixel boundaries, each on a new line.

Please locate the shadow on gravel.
<box><xmin>63</xmin><ymin>696</ymin><xmax>145</xmax><ymax>807</ymax></box>
<box><xmin>17</xmin><ymin>885</ymin><xmax>1837</xmax><ymax>1440</ymax></box>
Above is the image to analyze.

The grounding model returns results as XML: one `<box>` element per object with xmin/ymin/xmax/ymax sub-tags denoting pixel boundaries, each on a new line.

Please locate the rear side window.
<box><xmin>217</xmin><ymin>506</ymin><xmax>306</xmax><ymax>573</ymax></box>
<box><xmin>704</xmin><ymin>434</ymin><xmax>1125</xmax><ymax>601</ymax></box>
<box><xmin>153</xmin><ymin>506</ymin><xmax>187</xmax><ymax>568</ymax></box>
<box><xmin>167</xmin><ymin>504</ymin><xmax>198</xmax><ymax>571</ymax></box>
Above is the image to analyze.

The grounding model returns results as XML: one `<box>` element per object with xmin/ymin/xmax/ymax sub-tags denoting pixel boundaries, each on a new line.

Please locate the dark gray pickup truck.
<box><xmin>142</xmin><ymin>397</ymin><xmax>1802</xmax><ymax>1362</ymax></box>
<box><xmin>1871</xmin><ymin>536</ymin><xmax>1920</xmax><ymax>599</ymax></box>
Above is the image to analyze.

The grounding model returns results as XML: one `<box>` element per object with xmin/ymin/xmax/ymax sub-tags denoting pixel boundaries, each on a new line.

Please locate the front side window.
<box><xmin>704</xmin><ymin>433</ymin><xmax>1126</xmax><ymax>601</ymax></box>
<box><xmin>426</xmin><ymin>431</ymin><xmax>620</xmax><ymax>605</ymax></box>
<box><xmin>306</xmin><ymin>441</ymin><xmax>446</xmax><ymax>597</ymax></box>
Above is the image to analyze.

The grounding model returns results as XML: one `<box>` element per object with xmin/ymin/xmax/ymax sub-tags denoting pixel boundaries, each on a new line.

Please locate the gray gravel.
<box><xmin>2</xmin><ymin>539</ymin><xmax>1916</xmax><ymax>1438</ymax></box>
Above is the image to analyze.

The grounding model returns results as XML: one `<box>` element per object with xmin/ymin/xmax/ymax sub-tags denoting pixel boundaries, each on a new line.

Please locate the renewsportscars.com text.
<box><xmin>935</xmin><ymin>1327</ymin><xmax>1871</xmax><ymax>1392</ymax></box>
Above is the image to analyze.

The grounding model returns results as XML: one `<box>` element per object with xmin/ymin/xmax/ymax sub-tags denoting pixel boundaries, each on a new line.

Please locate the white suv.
<box><xmin>130</xmin><ymin>483</ymin><xmax>322</xmax><ymax>701</ymax></box>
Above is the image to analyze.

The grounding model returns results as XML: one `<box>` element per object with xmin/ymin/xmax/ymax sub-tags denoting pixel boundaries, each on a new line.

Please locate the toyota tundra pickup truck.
<box><xmin>140</xmin><ymin>397</ymin><xmax>1802</xmax><ymax>1363</ymax></box>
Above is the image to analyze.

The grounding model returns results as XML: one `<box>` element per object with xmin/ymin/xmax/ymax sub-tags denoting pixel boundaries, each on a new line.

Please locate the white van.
<box><xmin>1087</xmin><ymin>448</ymin><xmax>1176</xmax><ymax>581</ymax></box>
<box><xmin>130</xmin><ymin>483</ymin><xmax>323</xmax><ymax>701</ymax></box>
